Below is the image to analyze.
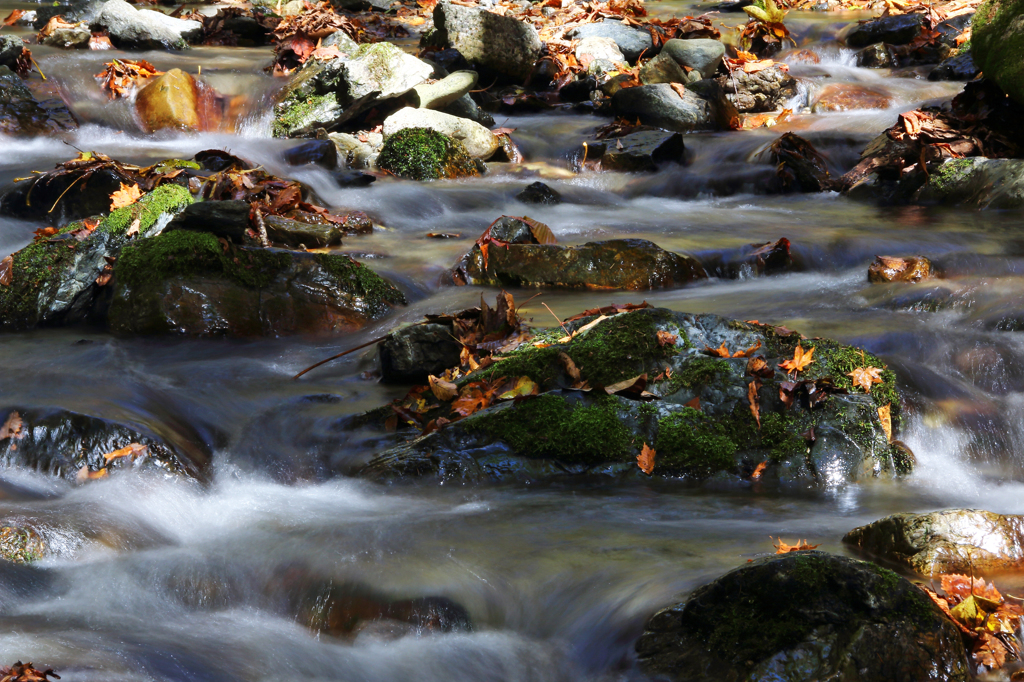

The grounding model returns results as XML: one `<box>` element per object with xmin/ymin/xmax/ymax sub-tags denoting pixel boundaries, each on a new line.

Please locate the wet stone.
<box><xmin>515</xmin><ymin>181</ymin><xmax>562</xmax><ymax>205</ymax></box>
<box><xmin>591</xmin><ymin>130</ymin><xmax>686</xmax><ymax>172</ymax></box>
<box><xmin>811</xmin><ymin>83</ymin><xmax>893</xmax><ymax>113</ymax></box>
<box><xmin>376</xmin><ymin>127</ymin><xmax>480</xmax><ymax>180</ymax></box>
<box><xmin>846</xmin><ymin>13</ymin><xmax>924</xmax><ymax>48</ymax></box>
<box><xmin>0</xmin><ymin>35</ymin><xmax>25</xmax><ymax>71</ymax></box>
<box><xmin>635</xmin><ymin>552</ymin><xmax>970</xmax><ymax>682</ymax></box>
<box><xmin>928</xmin><ymin>52</ymin><xmax>979</xmax><ymax>81</ymax></box>
<box><xmin>0</xmin><ymin>525</ymin><xmax>46</xmax><ymax>564</ymax></box>
<box><xmin>379</xmin><ymin>323</ymin><xmax>464</xmax><ymax>383</ymax></box>
<box><xmin>0</xmin><ymin>66</ymin><xmax>76</xmax><ymax>138</ymax></box>
<box><xmin>135</xmin><ymin>68</ymin><xmax>201</xmax><ymax>133</ymax></box>
<box><xmin>714</xmin><ymin>66</ymin><xmax>797</xmax><ymax>113</ymax></box>
<box><xmin>611</xmin><ymin>84</ymin><xmax>713</xmax><ymax>132</ymax></box>
<box><xmin>867</xmin><ymin>255</ymin><xmax>934</xmax><ymax>283</ymax></box>
<box><xmin>567</xmin><ymin>20</ymin><xmax>654</xmax><ymax>63</ymax></box>
<box><xmin>856</xmin><ymin>43</ymin><xmax>899</xmax><ymax>68</ymax></box>
<box><xmin>916</xmin><ymin>157</ymin><xmax>1024</xmax><ymax>208</ymax></box>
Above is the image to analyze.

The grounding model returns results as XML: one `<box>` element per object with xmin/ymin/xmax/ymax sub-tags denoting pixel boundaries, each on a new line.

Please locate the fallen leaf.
<box><xmin>732</xmin><ymin>341</ymin><xmax>762</xmax><ymax>358</ymax></box>
<box><xmin>848</xmin><ymin>365</ymin><xmax>884</xmax><ymax>392</ymax></box>
<box><xmin>125</xmin><ymin>215</ymin><xmax>142</xmax><ymax>237</ymax></box>
<box><xmin>637</xmin><ymin>443</ymin><xmax>655</xmax><ymax>474</ymax></box>
<box><xmin>33</xmin><ymin>227</ymin><xmax>59</xmax><ymax>240</ymax></box>
<box><xmin>76</xmin><ymin>467</ymin><xmax>109</xmax><ymax>482</ymax></box>
<box><xmin>779</xmin><ymin>343</ymin><xmax>815</xmax><ymax>374</ymax></box>
<box><xmin>3</xmin><ymin>9</ymin><xmax>24</xmax><ymax>25</ymax></box>
<box><xmin>746</xmin><ymin>356</ymin><xmax>774</xmax><ymax>378</ymax></box>
<box><xmin>558</xmin><ymin>314</ymin><xmax>608</xmax><ymax>344</ymax></box>
<box><xmin>603</xmin><ymin>373</ymin><xmax>648</xmax><ymax>396</ymax></box>
<box><xmin>102</xmin><ymin>442</ymin><xmax>148</xmax><ymax>462</ymax></box>
<box><xmin>558</xmin><ymin>351</ymin><xmax>580</xmax><ymax>381</ymax></box>
<box><xmin>747</xmin><ymin>379</ymin><xmax>761</xmax><ymax>428</ymax></box>
<box><xmin>704</xmin><ymin>342</ymin><xmax>731</xmax><ymax>357</ymax></box>
<box><xmin>656</xmin><ymin>330</ymin><xmax>677</xmax><ymax>347</ymax></box>
<box><xmin>0</xmin><ymin>411</ymin><xmax>24</xmax><ymax>440</ymax></box>
<box><xmin>751</xmin><ymin>461</ymin><xmax>767</xmax><ymax>480</ymax></box>
<box><xmin>771</xmin><ymin>536</ymin><xmax>820</xmax><ymax>553</ymax></box>
<box><xmin>428</xmin><ymin>374</ymin><xmax>458</xmax><ymax>402</ymax></box>
<box><xmin>498</xmin><ymin>376</ymin><xmax>539</xmax><ymax>400</ymax></box>
<box><xmin>878</xmin><ymin>404</ymin><xmax>892</xmax><ymax>442</ymax></box>
<box><xmin>684</xmin><ymin>396</ymin><xmax>700</xmax><ymax>410</ymax></box>
<box><xmin>109</xmin><ymin>182</ymin><xmax>141</xmax><ymax>211</ymax></box>
<box><xmin>0</xmin><ymin>255</ymin><xmax>12</xmax><ymax>286</ymax></box>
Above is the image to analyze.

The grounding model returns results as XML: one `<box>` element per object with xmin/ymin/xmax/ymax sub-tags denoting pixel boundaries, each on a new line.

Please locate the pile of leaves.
<box><xmin>94</xmin><ymin>59</ymin><xmax>163</xmax><ymax>99</ymax></box>
<box><xmin>0</xmin><ymin>663</ymin><xmax>59</xmax><ymax>682</ymax></box>
<box><xmin>837</xmin><ymin>79</ymin><xmax>1024</xmax><ymax>192</ymax></box>
<box><xmin>739</xmin><ymin>0</ymin><xmax>794</xmax><ymax>57</ymax></box>
<box><xmin>921</xmin><ymin>574</ymin><xmax>1024</xmax><ymax>672</ymax></box>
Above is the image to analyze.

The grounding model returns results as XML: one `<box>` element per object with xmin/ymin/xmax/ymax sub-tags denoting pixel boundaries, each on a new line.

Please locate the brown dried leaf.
<box><xmin>0</xmin><ymin>411</ymin><xmax>24</xmax><ymax>440</ymax></box>
<box><xmin>878</xmin><ymin>404</ymin><xmax>892</xmax><ymax>442</ymax></box>
<box><xmin>779</xmin><ymin>343</ymin><xmax>814</xmax><ymax>374</ymax></box>
<box><xmin>771</xmin><ymin>536</ymin><xmax>820</xmax><ymax>553</ymax></box>
<box><xmin>748</xmin><ymin>379</ymin><xmax>761</xmax><ymax>428</ymax></box>
<box><xmin>428</xmin><ymin>374</ymin><xmax>459</xmax><ymax>402</ymax></box>
<box><xmin>558</xmin><ymin>351</ymin><xmax>580</xmax><ymax>382</ymax></box>
<box><xmin>0</xmin><ymin>255</ymin><xmax>12</xmax><ymax>286</ymax></box>
<box><xmin>102</xmin><ymin>442</ymin><xmax>148</xmax><ymax>462</ymax></box>
<box><xmin>656</xmin><ymin>330</ymin><xmax>677</xmax><ymax>347</ymax></box>
<box><xmin>704</xmin><ymin>342</ymin><xmax>731</xmax><ymax>358</ymax></box>
<box><xmin>848</xmin><ymin>365</ymin><xmax>884</xmax><ymax>392</ymax></box>
<box><xmin>637</xmin><ymin>443</ymin><xmax>655</xmax><ymax>475</ymax></box>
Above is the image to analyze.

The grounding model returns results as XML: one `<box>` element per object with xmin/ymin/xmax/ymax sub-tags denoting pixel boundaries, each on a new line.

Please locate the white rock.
<box><xmin>574</xmin><ymin>36</ymin><xmax>625</xmax><ymax>67</ymax></box>
<box><xmin>411</xmin><ymin>71</ymin><xmax>478</xmax><ymax>110</ymax></box>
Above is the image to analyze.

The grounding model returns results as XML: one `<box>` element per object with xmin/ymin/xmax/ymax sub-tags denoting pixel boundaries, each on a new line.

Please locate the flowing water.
<box><xmin>1</xmin><ymin>2</ymin><xmax>1023</xmax><ymax>679</ymax></box>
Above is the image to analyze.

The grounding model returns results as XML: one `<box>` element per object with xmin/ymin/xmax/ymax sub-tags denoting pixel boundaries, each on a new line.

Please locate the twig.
<box><xmin>251</xmin><ymin>203</ymin><xmax>270</xmax><ymax>247</ymax></box>
<box><xmin>47</xmin><ymin>173</ymin><xmax>86</xmax><ymax>213</ymax></box>
<box><xmin>293</xmin><ymin>334</ymin><xmax>390</xmax><ymax>379</ymax></box>
<box><xmin>541</xmin><ymin>302</ymin><xmax>571</xmax><ymax>337</ymax></box>
<box><xmin>32</xmin><ymin>57</ymin><xmax>46</xmax><ymax>81</ymax></box>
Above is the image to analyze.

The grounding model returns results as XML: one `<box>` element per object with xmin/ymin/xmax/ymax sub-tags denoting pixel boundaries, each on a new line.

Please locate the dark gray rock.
<box><xmin>660</xmin><ymin>38</ymin><xmax>725</xmax><ymax>78</ymax></box>
<box><xmin>165</xmin><ymin>199</ymin><xmax>250</xmax><ymax>242</ymax></box>
<box><xmin>379</xmin><ymin>323</ymin><xmax>463</xmax><ymax>383</ymax></box>
<box><xmin>432</xmin><ymin>0</ymin><xmax>542</xmax><ymax>81</ymax></box>
<box><xmin>94</xmin><ymin>0</ymin><xmax>203</xmax><ymax>50</ymax></box>
<box><xmin>283</xmin><ymin>139</ymin><xmax>339</xmax><ymax>168</ymax></box>
<box><xmin>0</xmin><ymin>66</ymin><xmax>76</xmax><ymax>138</ymax></box>
<box><xmin>638</xmin><ymin>52</ymin><xmax>690</xmax><ymax>86</ymax></box>
<box><xmin>515</xmin><ymin>181</ymin><xmax>561</xmax><ymax>205</ymax></box>
<box><xmin>846</xmin><ymin>14</ymin><xmax>924</xmax><ymax>48</ymax></box>
<box><xmin>713</xmin><ymin>65</ymin><xmax>798</xmax><ymax>113</ymax></box>
<box><xmin>441</xmin><ymin>93</ymin><xmax>495</xmax><ymax>127</ymax></box>
<box><xmin>928</xmin><ymin>52</ymin><xmax>978</xmax><ymax>80</ymax></box>
<box><xmin>567</xmin><ymin>20</ymin><xmax>654</xmax><ymax>63</ymax></box>
<box><xmin>856</xmin><ymin>43</ymin><xmax>898</xmax><ymax>68</ymax></box>
<box><xmin>916</xmin><ymin>157</ymin><xmax>1024</xmax><ymax>208</ymax></box>
<box><xmin>594</xmin><ymin>130</ymin><xmax>685</xmax><ymax>172</ymax></box>
<box><xmin>0</xmin><ymin>35</ymin><xmax>26</xmax><ymax>70</ymax></box>
<box><xmin>611</xmin><ymin>84</ymin><xmax>713</xmax><ymax>132</ymax></box>
<box><xmin>636</xmin><ymin>552</ymin><xmax>970</xmax><ymax>682</ymax></box>
<box><xmin>264</xmin><ymin>215</ymin><xmax>343</xmax><ymax>248</ymax></box>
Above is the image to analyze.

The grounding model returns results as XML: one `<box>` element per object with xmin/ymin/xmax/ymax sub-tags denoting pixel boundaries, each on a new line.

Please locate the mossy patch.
<box><xmin>760</xmin><ymin>411</ymin><xmax>810</xmax><ymax>462</ymax></box>
<box><xmin>929</xmin><ymin>157</ymin><xmax>976</xmax><ymax>194</ymax></box>
<box><xmin>655</xmin><ymin>407</ymin><xmax>737</xmax><ymax>477</ymax></box>
<box><xmin>376</xmin><ymin>127</ymin><xmax>479</xmax><ymax>181</ymax></box>
<box><xmin>665</xmin><ymin>356</ymin><xmax>731</xmax><ymax>394</ymax></box>
<box><xmin>462</xmin><ymin>393</ymin><xmax>634</xmax><ymax>465</ymax></box>
<box><xmin>273</xmin><ymin>92</ymin><xmax>339</xmax><ymax>138</ymax></box>
<box><xmin>313</xmin><ymin>253</ymin><xmax>407</xmax><ymax>313</ymax></box>
<box><xmin>0</xmin><ymin>526</ymin><xmax>45</xmax><ymax>564</ymax></box>
<box><xmin>101</xmin><ymin>184</ymin><xmax>193</xmax><ymax>235</ymax></box>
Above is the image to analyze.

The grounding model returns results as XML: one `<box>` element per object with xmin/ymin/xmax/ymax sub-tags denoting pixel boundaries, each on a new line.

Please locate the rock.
<box><xmin>574</xmin><ymin>36</ymin><xmax>625</xmax><ymax>68</ymax></box>
<box><xmin>868</xmin><ymin>256</ymin><xmax>934</xmax><ymax>283</ymax></box>
<box><xmin>379</xmin><ymin>323</ymin><xmax>464</xmax><ymax>383</ymax></box>
<box><xmin>638</xmin><ymin>52</ymin><xmax>691</xmax><ymax>86</ymax></box>
<box><xmin>916</xmin><ymin>157</ymin><xmax>1024</xmax><ymax>208</ymax></box>
<box><xmin>928</xmin><ymin>52</ymin><xmax>979</xmax><ymax>81</ymax></box>
<box><xmin>95</xmin><ymin>0</ymin><xmax>202</xmax><ymax>50</ymax></box>
<box><xmin>856</xmin><ymin>43</ymin><xmax>898</xmax><ymax>68</ymax></box>
<box><xmin>382</xmin><ymin>107</ymin><xmax>498</xmax><ymax>160</ymax></box>
<box><xmin>342</xmin><ymin>42</ymin><xmax>433</xmax><ymax>101</ymax></box>
<box><xmin>39</xmin><ymin>21</ymin><xmax>91</xmax><ymax>48</ymax></box>
<box><xmin>375</xmin><ymin>127</ymin><xmax>481</xmax><ymax>180</ymax></box>
<box><xmin>714</xmin><ymin>66</ymin><xmax>797</xmax><ymax>113</ymax></box>
<box><xmin>332</xmin><ymin>0</ymin><xmax>394</xmax><ymax>10</ymax></box>
<box><xmin>844</xmin><ymin>509</ymin><xmax>1024</xmax><ymax>575</ymax></box>
<box><xmin>567</xmin><ymin>21</ymin><xmax>654</xmax><ymax>63</ymax></box>
<box><xmin>107</xmin><ymin>231</ymin><xmax>406</xmax><ymax>336</ymax></box>
<box><xmin>0</xmin><ymin>35</ymin><xmax>25</xmax><ymax>71</ymax></box>
<box><xmin>811</xmin><ymin>83</ymin><xmax>892</xmax><ymax>113</ymax></box>
<box><xmin>0</xmin><ymin>405</ymin><xmax>206</xmax><ymax>481</ymax></box>
<box><xmin>591</xmin><ymin>130</ymin><xmax>685</xmax><ymax>172</ymax></box>
<box><xmin>0</xmin><ymin>66</ymin><xmax>75</xmax><ymax>137</ymax></box>
<box><xmin>135</xmin><ymin>69</ymin><xmax>200</xmax><ymax>133</ymax></box>
<box><xmin>358</xmin><ymin>308</ymin><xmax>908</xmax><ymax>485</ymax></box>
<box><xmin>699</xmin><ymin>237</ymin><xmax>796</xmax><ymax>278</ymax></box>
<box><xmin>846</xmin><ymin>14</ymin><xmax>924</xmax><ymax>48</ymax></box>
<box><xmin>971</xmin><ymin>0</ymin><xmax>1024</xmax><ymax>103</ymax></box>
<box><xmin>635</xmin><ymin>552</ymin><xmax>970</xmax><ymax>682</ymax></box>
<box><xmin>264</xmin><ymin>215</ymin><xmax>344</xmax><ymax>248</ymax></box>
<box><xmin>282</xmin><ymin>139</ymin><xmax>339</xmax><ymax>168</ymax></box>
<box><xmin>769</xmin><ymin>133</ymin><xmax>832</xmax><ymax>193</ymax></box>
<box><xmin>164</xmin><ymin>199</ymin><xmax>251</xmax><ymax>243</ymax></box>
<box><xmin>660</xmin><ymin>38</ymin><xmax>725</xmax><ymax>78</ymax></box>
<box><xmin>0</xmin><ymin>185</ymin><xmax>193</xmax><ymax>331</ymax></box>
<box><xmin>452</xmin><ymin>238</ymin><xmax>705</xmax><ymax>289</ymax></box>
<box><xmin>432</xmin><ymin>1</ymin><xmax>542</xmax><ymax>81</ymax></box>
<box><xmin>0</xmin><ymin>525</ymin><xmax>46</xmax><ymax>564</ymax></box>
<box><xmin>410</xmin><ymin>70</ymin><xmax>478</xmax><ymax>110</ymax></box>
<box><xmin>329</xmin><ymin>132</ymin><xmax>376</xmax><ymax>169</ymax></box>
<box><xmin>515</xmin><ymin>181</ymin><xmax>561</xmax><ymax>205</ymax></box>
<box><xmin>441</xmin><ymin>92</ymin><xmax>495</xmax><ymax>127</ymax></box>
<box><xmin>611</xmin><ymin>84</ymin><xmax>713</xmax><ymax>133</ymax></box>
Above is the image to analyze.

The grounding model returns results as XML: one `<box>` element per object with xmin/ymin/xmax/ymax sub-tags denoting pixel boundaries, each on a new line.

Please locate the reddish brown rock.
<box><xmin>135</xmin><ymin>68</ymin><xmax>200</xmax><ymax>133</ymax></box>
<box><xmin>811</xmin><ymin>83</ymin><xmax>893</xmax><ymax>113</ymax></box>
<box><xmin>868</xmin><ymin>255</ymin><xmax>934</xmax><ymax>283</ymax></box>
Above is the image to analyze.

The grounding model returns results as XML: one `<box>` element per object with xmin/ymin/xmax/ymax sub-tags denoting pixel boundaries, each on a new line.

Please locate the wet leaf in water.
<box><xmin>0</xmin><ymin>411</ymin><xmax>24</xmax><ymax>440</ymax></box>
<box><xmin>102</xmin><ymin>442</ymin><xmax>148</xmax><ymax>462</ymax></box>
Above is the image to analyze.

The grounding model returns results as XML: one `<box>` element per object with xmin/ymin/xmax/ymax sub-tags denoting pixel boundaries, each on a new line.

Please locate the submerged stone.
<box><xmin>515</xmin><ymin>181</ymin><xmax>562</xmax><ymax>205</ymax></box>
<box><xmin>916</xmin><ymin>157</ymin><xmax>1024</xmax><ymax>208</ymax></box>
<box><xmin>0</xmin><ymin>525</ymin><xmax>46</xmax><ymax>564</ymax></box>
<box><xmin>635</xmin><ymin>552</ymin><xmax>969</xmax><ymax>682</ymax></box>
<box><xmin>846</xmin><ymin>13</ymin><xmax>924</xmax><ymax>48</ymax></box>
<box><xmin>844</xmin><ymin>509</ymin><xmax>1024</xmax><ymax>575</ymax></box>
<box><xmin>0</xmin><ymin>65</ymin><xmax>76</xmax><ymax>138</ymax></box>
<box><xmin>867</xmin><ymin>255</ymin><xmax>934</xmax><ymax>283</ymax></box>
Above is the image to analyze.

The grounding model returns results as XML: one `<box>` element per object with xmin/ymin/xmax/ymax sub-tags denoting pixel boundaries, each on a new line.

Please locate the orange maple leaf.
<box><xmin>848</xmin><ymin>365</ymin><xmax>884</xmax><ymax>392</ymax></box>
<box><xmin>637</xmin><ymin>443</ymin><xmax>655</xmax><ymax>475</ymax></box>
<box><xmin>771</xmin><ymin>536</ymin><xmax>820</xmax><ymax>553</ymax></box>
<box><xmin>778</xmin><ymin>343</ymin><xmax>814</xmax><ymax>374</ymax></box>
<box><xmin>109</xmin><ymin>182</ymin><xmax>142</xmax><ymax>211</ymax></box>
<box><xmin>705</xmin><ymin>342</ymin><xmax>731</xmax><ymax>357</ymax></box>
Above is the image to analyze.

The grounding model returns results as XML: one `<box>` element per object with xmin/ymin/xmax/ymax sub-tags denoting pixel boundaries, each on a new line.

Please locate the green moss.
<box><xmin>666</xmin><ymin>356</ymin><xmax>731</xmax><ymax>394</ymax></box>
<box><xmin>376</xmin><ymin>128</ymin><xmax>479</xmax><ymax>181</ymax></box>
<box><xmin>972</xmin><ymin>0</ymin><xmax>1024</xmax><ymax>105</ymax></box>
<box><xmin>273</xmin><ymin>92</ymin><xmax>339</xmax><ymax>138</ymax></box>
<box><xmin>355</xmin><ymin>42</ymin><xmax>398</xmax><ymax>85</ymax></box>
<box><xmin>929</xmin><ymin>157</ymin><xmax>976</xmax><ymax>194</ymax></box>
<box><xmin>101</xmin><ymin>184</ymin><xmax>193</xmax><ymax>235</ymax></box>
<box><xmin>151</xmin><ymin>159</ymin><xmax>201</xmax><ymax>173</ymax></box>
<box><xmin>760</xmin><ymin>411</ymin><xmax>809</xmax><ymax>462</ymax></box>
<box><xmin>655</xmin><ymin>407</ymin><xmax>737</xmax><ymax>477</ymax></box>
<box><xmin>462</xmin><ymin>394</ymin><xmax>633</xmax><ymax>465</ymax></box>
<box><xmin>313</xmin><ymin>253</ymin><xmax>406</xmax><ymax>313</ymax></box>
<box><xmin>0</xmin><ymin>526</ymin><xmax>45</xmax><ymax>564</ymax></box>
<box><xmin>567</xmin><ymin>311</ymin><xmax>678</xmax><ymax>387</ymax></box>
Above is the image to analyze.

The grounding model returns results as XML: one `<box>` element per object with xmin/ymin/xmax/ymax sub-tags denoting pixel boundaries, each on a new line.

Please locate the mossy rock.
<box><xmin>376</xmin><ymin>127</ymin><xmax>481</xmax><ymax>181</ymax></box>
<box><xmin>358</xmin><ymin>308</ymin><xmax>908</xmax><ymax>485</ymax></box>
<box><xmin>0</xmin><ymin>184</ymin><xmax>193</xmax><ymax>331</ymax></box>
<box><xmin>973</xmin><ymin>0</ymin><xmax>1024</xmax><ymax>106</ymax></box>
<box><xmin>108</xmin><ymin>230</ymin><xmax>406</xmax><ymax>336</ymax></box>
<box><xmin>0</xmin><ymin>525</ymin><xmax>46</xmax><ymax>564</ymax></box>
<box><xmin>635</xmin><ymin>551</ymin><xmax>970</xmax><ymax>682</ymax></box>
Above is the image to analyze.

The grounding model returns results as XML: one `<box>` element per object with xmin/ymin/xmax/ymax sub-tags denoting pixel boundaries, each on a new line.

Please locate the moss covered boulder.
<box><xmin>635</xmin><ymin>552</ymin><xmax>969</xmax><ymax>682</ymax></box>
<box><xmin>358</xmin><ymin>308</ymin><xmax>908</xmax><ymax>485</ymax></box>
<box><xmin>376</xmin><ymin>127</ymin><xmax>481</xmax><ymax>180</ymax></box>
<box><xmin>0</xmin><ymin>184</ymin><xmax>193</xmax><ymax>331</ymax></box>
<box><xmin>844</xmin><ymin>509</ymin><xmax>1024</xmax><ymax>575</ymax></box>
<box><xmin>915</xmin><ymin>157</ymin><xmax>1024</xmax><ymax>208</ymax></box>
<box><xmin>973</xmin><ymin>0</ymin><xmax>1024</xmax><ymax>106</ymax></box>
<box><xmin>107</xmin><ymin>230</ymin><xmax>406</xmax><ymax>336</ymax></box>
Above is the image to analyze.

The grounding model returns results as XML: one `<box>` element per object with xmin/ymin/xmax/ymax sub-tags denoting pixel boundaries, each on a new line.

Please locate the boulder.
<box><xmin>916</xmin><ymin>157</ymin><xmax>1024</xmax><ymax>208</ymax></box>
<box><xmin>0</xmin><ymin>66</ymin><xmax>75</xmax><ymax>137</ymax></box>
<box><xmin>928</xmin><ymin>52</ymin><xmax>979</xmax><ymax>80</ymax></box>
<box><xmin>282</xmin><ymin>139</ymin><xmax>339</xmax><ymax>168</ymax></box>
<box><xmin>515</xmin><ymin>181</ymin><xmax>561</xmax><ymax>205</ymax></box>
<box><xmin>844</xmin><ymin>509</ymin><xmax>1024</xmax><ymax>575</ymax></box>
<box><xmin>714</xmin><ymin>66</ymin><xmax>797</xmax><ymax>113</ymax></box>
<box><xmin>0</xmin><ymin>35</ymin><xmax>25</xmax><ymax>71</ymax></box>
<box><xmin>451</xmin><ymin>237</ymin><xmax>706</xmax><ymax>289</ymax></box>
<box><xmin>95</xmin><ymin>0</ymin><xmax>202</xmax><ymax>50</ymax></box>
<box><xmin>379</xmin><ymin>323</ymin><xmax>464</xmax><ymax>383</ymax></box>
<box><xmin>867</xmin><ymin>255</ymin><xmax>934</xmax><ymax>283</ymax></box>
<box><xmin>38</xmin><ymin>21</ymin><xmax>91</xmax><ymax>48</ymax></box>
<box><xmin>441</xmin><ymin>92</ymin><xmax>495</xmax><ymax>127</ymax></box>
<box><xmin>0</xmin><ymin>405</ymin><xmax>207</xmax><ymax>481</ymax></box>
<box><xmin>432</xmin><ymin>1</ymin><xmax>542</xmax><ymax>81</ymax></box>
<box><xmin>769</xmin><ymin>133</ymin><xmax>832</xmax><ymax>193</ymax></box>
<box><xmin>329</xmin><ymin>131</ymin><xmax>376</xmax><ymax>169</ymax></box>
<box><xmin>589</xmin><ymin>129</ymin><xmax>685</xmax><ymax>172</ymax></box>
<box><xmin>135</xmin><ymin>68</ymin><xmax>200</xmax><ymax>133</ymax></box>
<box><xmin>0</xmin><ymin>185</ymin><xmax>193</xmax><ymax>331</ymax></box>
<box><xmin>409</xmin><ymin>70</ymin><xmax>478</xmax><ymax>110</ymax></box>
<box><xmin>567</xmin><ymin>20</ymin><xmax>654</xmax><ymax>63</ymax></box>
<box><xmin>639</xmin><ymin>52</ymin><xmax>692</xmax><ymax>86</ymax></box>
<box><xmin>611</xmin><ymin>84</ymin><xmax>713</xmax><ymax>132</ymax></box>
<box><xmin>382</xmin><ymin>107</ymin><xmax>498</xmax><ymax>159</ymax></box>
<box><xmin>107</xmin><ymin>231</ymin><xmax>406</xmax><ymax>336</ymax></box>
<box><xmin>636</xmin><ymin>552</ymin><xmax>970</xmax><ymax>682</ymax></box>
<box><xmin>342</xmin><ymin>42</ymin><xmax>433</xmax><ymax>101</ymax></box>
<box><xmin>264</xmin><ymin>215</ymin><xmax>344</xmax><ymax>248</ymax></box>
<box><xmin>856</xmin><ymin>43</ymin><xmax>899</xmax><ymax>68</ymax></box>
<box><xmin>375</xmin><ymin>127</ymin><xmax>480</xmax><ymax>180</ymax></box>
<box><xmin>164</xmin><ymin>199</ymin><xmax>251</xmax><ymax>242</ymax></box>
<box><xmin>811</xmin><ymin>83</ymin><xmax>892</xmax><ymax>113</ymax></box>
<box><xmin>358</xmin><ymin>308</ymin><xmax>908</xmax><ymax>485</ymax></box>
<box><xmin>660</xmin><ymin>38</ymin><xmax>725</xmax><ymax>78</ymax></box>
<box><xmin>846</xmin><ymin>14</ymin><xmax>924</xmax><ymax>48</ymax></box>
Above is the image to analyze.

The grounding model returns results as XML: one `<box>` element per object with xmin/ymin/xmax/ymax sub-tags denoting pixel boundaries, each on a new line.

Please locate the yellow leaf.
<box><xmin>428</xmin><ymin>374</ymin><xmax>458</xmax><ymax>402</ymax></box>
<box><xmin>778</xmin><ymin>343</ymin><xmax>815</xmax><ymax>374</ymax></box>
<box><xmin>498</xmin><ymin>376</ymin><xmax>539</xmax><ymax>400</ymax></box>
<box><xmin>637</xmin><ymin>443</ymin><xmax>655</xmax><ymax>475</ymax></box>
<box><xmin>950</xmin><ymin>594</ymin><xmax>987</xmax><ymax>629</ymax></box>
<box><xmin>102</xmin><ymin>442</ymin><xmax>148</xmax><ymax>462</ymax></box>
<box><xmin>878</xmin><ymin>404</ymin><xmax>891</xmax><ymax>442</ymax></box>
<box><xmin>109</xmin><ymin>182</ymin><xmax>142</xmax><ymax>211</ymax></box>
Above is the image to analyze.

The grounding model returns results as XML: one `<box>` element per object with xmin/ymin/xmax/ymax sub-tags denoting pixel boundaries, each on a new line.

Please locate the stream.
<box><xmin>1</xmin><ymin>0</ymin><xmax>1023</xmax><ymax>679</ymax></box>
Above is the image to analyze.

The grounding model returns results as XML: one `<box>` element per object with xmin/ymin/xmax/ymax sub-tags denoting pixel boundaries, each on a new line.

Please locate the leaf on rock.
<box><xmin>747</xmin><ymin>379</ymin><xmax>761</xmax><ymax>428</ymax></box>
<box><xmin>878</xmin><ymin>403</ymin><xmax>892</xmax><ymax>442</ymax></box>
<box><xmin>76</xmin><ymin>467</ymin><xmax>108</xmax><ymax>482</ymax></box>
<box><xmin>684</xmin><ymin>396</ymin><xmax>700</xmax><ymax>410</ymax></box>
<box><xmin>558</xmin><ymin>351</ymin><xmax>581</xmax><ymax>382</ymax></box>
<box><xmin>771</xmin><ymin>536</ymin><xmax>820</xmax><ymax>553</ymax></box>
<box><xmin>0</xmin><ymin>662</ymin><xmax>61</xmax><ymax>682</ymax></box>
<box><xmin>563</xmin><ymin>302</ymin><xmax>650</xmax><ymax>323</ymax></box>
<box><xmin>0</xmin><ymin>255</ymin><xmax>12</xmax><ymax>286</ymax></box>
<box><xmin>732</xmin><ymin>341</ymin><xmax>762</xmax><ymax>358</ymax></box>
<box><xmin>656</xmin><ymin>330</ymin><xmax>677</xmax><ymax>347</ymax></box>
<box><xmin>603</xmin><ymin>373</ymin><xmax>652</xmax><ymax>398</ymax></box>
<box><xmin>704</xmin><ymin>343</ymin><xmax>731</xmax><ymax>358</ymax></box>
<box><xmin>498</xmin><ymin>376</ymin><xmax>539</xmax><ymax>400</ymax></box>
<box><xmin>779</xmin><ymin>343</ymin><xmax>814</xmax><ymax>374</ymax></box>
<box><xmin>428</xmin><ymin>374</ymin><xmax>458</xmax><ymax>402</ymax></box>
<box><xmin>102</xmin><ymin>442</ymin><xmax>148</xmax><ymax>462</ymax></box>
<box><xmin>746</xmin><ymin>356</ymin><xmax>774</xmax><ymax>378</ymax></box>
<box><xmin>848</xmin><ymin>365</ymin><xmax>884</xmax><ymax>392</ymax></box>
<box><xmin>109</xmin><ymin>182</ymin><xmax>142</xmax><ymax>211</ymax></box>
<box><xmin>520</xmin><ymin>216</ymin><xmax>557</xmax><ymax>245</ymax></box>
<box><xmin>637</xmin><ymin>443</ymin><xmax>655</xmax><ymax>475</ymax></box>
<box><xmin>0</xmin><ymin>411</ymin><xmax>24</xmax><ymax>440</ymax></box>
